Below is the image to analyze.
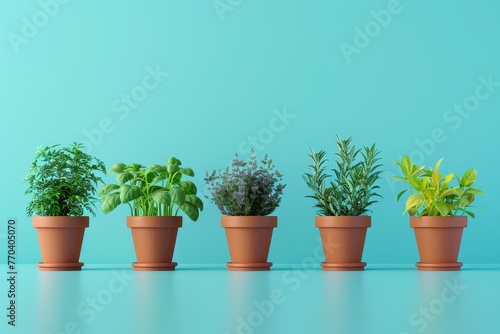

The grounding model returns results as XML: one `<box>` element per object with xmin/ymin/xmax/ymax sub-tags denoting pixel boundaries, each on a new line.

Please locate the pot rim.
<box><xmin>127</xmin><ymin>216</ymin><xmax>182</xmax><ymax>228</ymax></box>
<box><xmin>221</xmin><ymin>216</ymin><xmax>277</xmax><ymax>228</ymax></box>
<box><xmin>315</xmin><ymin>216</ymin><xmax>371</xmax><ymax>228</ymax></box>
<box><xmin>32</xmin><ymin>216</ymin><xmax>89</xmax><ymax>228</ymax></box>
<box><xmin>410</xmin><ymin>216</ymin><xmax>467</xmax><ymax>228</ymax></box>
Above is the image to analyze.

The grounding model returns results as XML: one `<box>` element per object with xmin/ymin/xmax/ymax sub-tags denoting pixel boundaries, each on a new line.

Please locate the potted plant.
<box><xmin>205</xmin><ymin>150</ymin><xmax>285</xmax><ymax>271</ymax></box>
<box><xmin>99</xmin><ymin>157</ymin><xmax>203</xmax><ymax>271</ymax></box>
<box><xmin>303</xmin><ymin>135</ymin><xmax>383</xmax><ymax>271</ymax></box>
<box><xmin>25</xmin><ymin>143</ymin><xmax>106</xmax><ymax>271</ymax></box>
<box><xmin>394</xmin><ymin>156</ymin><xmax>485</xmax><ymax>270</ymax></box>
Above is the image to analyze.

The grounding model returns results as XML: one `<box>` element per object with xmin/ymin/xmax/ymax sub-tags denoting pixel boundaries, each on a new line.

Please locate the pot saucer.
<box><xmin>320</xmin><ymin>262</ymin><xmax>367</xmax><ymax>271</ymax></box>
<box><xmin>131</xmin><ymin>262</ymin><xmax>177</xmax><ymax>271</ymax></box>
<box><xmin>226</xmin><ymin>262</ymin><xmax>272</xmax><ymax>271</ymax></box>
<box><xmin>37</xmin><ymin>262</ymin><xmax>84</xmax><ymax>271</ymax></box>
<box><xmin>416</xmin><ymin>262</ymin><xmax>463</xmax><ymax>271</ymax></box>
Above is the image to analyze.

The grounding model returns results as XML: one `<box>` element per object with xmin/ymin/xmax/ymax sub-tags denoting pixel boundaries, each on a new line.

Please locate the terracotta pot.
<box><xmin>127</xmin><ymin>216</ymin><xmax>182</xmax><ymax>271</ymax></box>
<box><xmin>221</xmin><ymin>216</ymin><xmax>277</xmax><ymax>271</ymax></box>
<box><xmin>410</xmin><ymin>216</ymin><xmax>467</xmax><ymax>271</ymax></box>
<box><xmin>32</xmin><ymin>216</ymin><xmax>89</xmax><ymax>271</ymax></box>
<box><xmin>315</xmin><ymin>216</ymin><xmax>371</xmax><ymax>271</ymax></box>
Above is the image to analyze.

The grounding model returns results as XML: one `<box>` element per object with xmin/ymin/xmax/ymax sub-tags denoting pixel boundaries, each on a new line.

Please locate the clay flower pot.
<box><xmin>33</xmin><ymin>216</ymin><xmax>89</xmax><ymax>271</ymax></box>
<box><xmin>221</xmin><ymin>216</ymin><xmax>277</xmax><ymax>271</ymax></box>
<box><xmin>410</xmin><ymin>216</ymin><xmax>467</xmax><ymax>271</ymax></box>
<box><xmin>127</xmin><ymin>216</ymin><xmax>182</xmax><ymax>271</ymax></box>
<box><xmin>315</xmin><ymin>216</ymin><xmax>371</xmax><ymax>271</ymax></box>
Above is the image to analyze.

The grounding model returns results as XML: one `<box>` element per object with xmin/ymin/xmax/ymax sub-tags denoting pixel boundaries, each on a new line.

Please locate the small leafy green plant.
<box><xmin>25</xmin><ymin>142</ymin><xmax>106</xmax><ymax>217</ymax></box>
<box><xmin>204</xmin><ymin>150</ymin><xmax>285</xmax><ymax>216</ymax></box>
<box><xmin>393</xmin><ymin>155</ymin><xmax>485</xmax><ymax>217</ymax></box>
<box><xmin>303</xmin><ymin>135</ymin><xmax>383</xmax><ymax>216</ymax></box>
<box><xmin>99</xmin><ymin>157</ymin><xmax>203</xmax><ymax>221</ymax></box>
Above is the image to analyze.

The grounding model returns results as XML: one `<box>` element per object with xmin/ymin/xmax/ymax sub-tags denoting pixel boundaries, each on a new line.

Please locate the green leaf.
<box><xmin>421</xmin><ymin>176</ymin><xmax>430</xmax><ymax>190</ymax></box>
<box><xmin>408</xmin><ymin>176</ymin><xmax>422</xmax><ymax>192</ymax></box>
<box><xmin>151</xmin><ymin>189</ymin><xmax>171</xmax><ymax>206</ymax></box>
<box><xmin>432</xmin><ymin>158</ymin><xmax>444</xmax><ymax>188</ymax></box>
<box><xmin>464</xmin><ymin>188</ymin><xmax>485</xmax><ymax>195</ymax></box>
<box><xmin>439</xmin><ymin>186</ymin><xmax>463</xmax><ymax>199</ymax></box>
<box><xmin>146</xmin><ymin>164</ymin><xmax>164</xmax><ymax>173</ymax></box>
<box><xmin>101</xmin><ymin>193</ymin><xmax>121</xmax><ymax>214</ymax></box>
<box><xmin>400</xmin><ymin>156</ymin><xmax>413</xmax><ymax>177</ymax></box>
<box><xmin>125</xmin><ymin>163</ymin><xmax>143</xmax><ymax>173</ymax></box>
<box><xmin>178</xmin><ymin>181</ymin><xmax>197</xmax><ymax>194</ymax></box>
<box><xmin>459</xmin><ymin>196</ymin><xmax>472</xmax><ymax>207</ymax></box>
<box><xmin>423</xmin><ymin>189</ymin><xmax>435</xmax><ymax>201</ymax></box>
<box><xmin>167</xmin><ymin>163</ymin><xmax>180</xmax><ymax>175</ymax></box>
<box><xmin>392</xmin><ymin>176</ymin><xmax>407</xmax><ymax>182</ymax></box>
<box><xmin>396</xmin><ymin>189</ymin><xmax>407</xmax><ymax>202</ymax></box>
<box><xmin>434</xmin><ymin>202</ymin><xmax>451</xmax><ymax>216</ymax></box>
<box><xmin>145</xmin><ymin>172</ymin><xmax>157</xmax><ymax>184</ymax></box>
<box><xmin>167</xmin><ymin>157</ymin><xmax>179</xmax><ymax>166</ymax></box>
<box><xmin>406</xmin><ymin>194</ymin><xmax>423</xmax><ymax>212</ymax></box>
<box><xmin>170</xmin><ymin>187</ymin><xmax>185</xmax><ymax>206</ymax></box>
<box><xmin>442</xmin><ymin>173</ymin><xmax>454</xmax><ymax>189</ymax></box>
<box><xmin>179</xmin><ymin>201</ymin><xmax>199</xmax><ymax>221</ymax></box>
<box><xmin>117</xmin><ymin>172</ymin><xmax>134</xmax><ymax>185</ymax></box>
<box><xmin>119</xmin><ymin>185</ymin><xmax>141</xmax><ymax>204</ymax></box>
<box><xmin>151</xmin><ymin>174</ymin><xmax>167</xmax><ymax>185</ymax></box>
<box><xmin>460</xmin><ymin>169</ymin><xmax>477</xmax><ymax>187</ymax></box>
<box><xmin>180</xmin><ymin>168</ymin><xmax>195</xmax><ymax>177</ymax></box>
<box><xmin>464</xmin><ymin>210</ymin><xmax>476</xmax><ymax>218</ymax></box>
<box><xmin>108</xmin><ymin>162</ymin><xmax>126</xmax><ymax>174</ymax></box>
<box><xmin>413</xmin><ymin>165</ymin><xmax>425</xmax><ymax>176</ymax></box>
<box><xmin>98</xmin><ymin>184</ymin><xmax>119</xmax><ymax>197</ymax></box>
<box><xmin>171</xmin><ymin>172</ymin><xmax>182</xmax><ymax>184</ymax></box>
<box><xmin>185</xmin><ymin>194</ymin><xmax>204</xmax><ymax>210</ymax></box>
<box><xmin>408</xmin><ymin>207</ymin><xmax>418</xmax><ymax>216</ymax></box>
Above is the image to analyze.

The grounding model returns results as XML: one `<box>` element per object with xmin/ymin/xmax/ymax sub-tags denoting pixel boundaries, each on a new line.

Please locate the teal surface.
<box><xmin>1</xmin><ymin>265</ymin><xmax>500</xmax><ymax>334</ymax></box>
<box><xmin>1</xmin><ymin>1</ymin><xmax>500</xmax><ymax>266</ymax></box>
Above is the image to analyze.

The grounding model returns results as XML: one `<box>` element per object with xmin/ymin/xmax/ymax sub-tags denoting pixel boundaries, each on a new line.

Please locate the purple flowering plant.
<box><xmin>204</xmin><ymin>150</ymin><xmax>285</xmax><ymax>216</ymax></box>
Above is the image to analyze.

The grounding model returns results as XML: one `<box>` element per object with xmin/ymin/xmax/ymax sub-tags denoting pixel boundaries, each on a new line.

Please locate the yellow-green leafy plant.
<box><xmin>393</xmin><ymin>156</ymin><xmax>485</xmax><ymax>217</ymax></box>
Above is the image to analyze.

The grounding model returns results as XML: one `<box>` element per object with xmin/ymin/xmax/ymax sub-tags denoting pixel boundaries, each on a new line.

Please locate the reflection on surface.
<box><xmin>37</xmin><ymin>271</ymin><xmax>83</xmax><ymax>334</ymax></box>
<box><xmin>132</xmin><ymin>272</ymin><xmax>176</xmax><ymax>334</ymax></box>
<box><xmin>226</xmin><ymin>272</ymin><xmax>273</xmax><ymax>333</ymax></box>
<box><xmin>7</xmin><ymin>265</ymin><xmax>500</xmax><ymax>334</ymax></box>
<box><xmin>322</xmin><ymin>271</ymin><xmax>366</xmax><ymax>333</ymax></box>
<box><xmin>413</xmin><ymin>271</ymin><xmax>465</xmax><ymax>334</ymax></box>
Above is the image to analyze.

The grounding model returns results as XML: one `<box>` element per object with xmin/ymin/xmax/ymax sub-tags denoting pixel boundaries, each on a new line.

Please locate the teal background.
<box><xmin>1</xmin><ymin>0</ymin><xmax>499</xmax><ymax>265</ymax></box>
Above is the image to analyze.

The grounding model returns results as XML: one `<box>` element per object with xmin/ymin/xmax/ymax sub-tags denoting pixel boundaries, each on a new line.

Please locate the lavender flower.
<box><xmin>204</xmin><ymin>150</ymin><xmax>286</xmax><ymax>216</ymax></box>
